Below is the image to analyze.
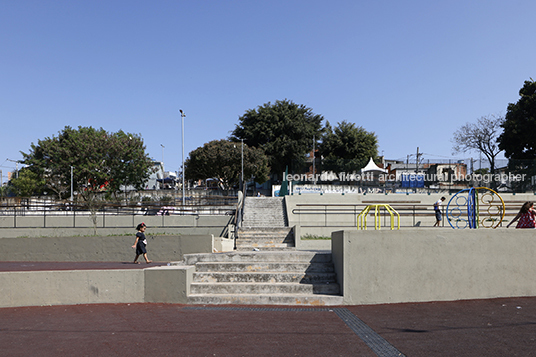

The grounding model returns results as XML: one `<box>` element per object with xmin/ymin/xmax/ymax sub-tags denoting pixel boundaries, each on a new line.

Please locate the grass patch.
<box><xmin>301</xmin><ymin>234</ymin><xmax>331</xmax><ymax>240</ymax></box>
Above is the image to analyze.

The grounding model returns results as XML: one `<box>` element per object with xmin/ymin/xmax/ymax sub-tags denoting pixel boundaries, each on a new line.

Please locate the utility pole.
<box><xmin>415</xmin><ymin>147</ymin><xmax>422</xmax><ymax>174</ymax></box>
<box><xmin>6</xmin><ymin>159</ymin><xmax>20</xmax><ymax>178</ymax></box>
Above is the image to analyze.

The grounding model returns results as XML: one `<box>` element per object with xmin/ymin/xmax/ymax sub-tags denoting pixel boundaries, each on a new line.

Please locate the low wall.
<box><xmin>0</xmin><ymin>235</ymin><xmax>224</xmax><ymax>262</ymax></box>
<box><xmin>0</xmin><ymin>266</ymin><xmax>196</xmax><ymax>308</ymax></box>
<box><xmin>0</xmin><ymin>234</ymin><xmax>230</xmax><ymax>308</ymax></box>
<box><xmin>286</xmin><ymin>193</ymin><xmax>536</xmax><ymax>230</ymax></box>
<box><xmin>332</xmin><ymin>229</ymin><xmax>536</xmax><ymax>305</ymax></box>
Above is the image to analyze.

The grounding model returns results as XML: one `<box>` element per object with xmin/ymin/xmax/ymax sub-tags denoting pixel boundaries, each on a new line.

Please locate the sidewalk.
<box><xmin>1</xmin><ymin>296</ymin><xmax>535</xmax><ymax>356</ymax></box>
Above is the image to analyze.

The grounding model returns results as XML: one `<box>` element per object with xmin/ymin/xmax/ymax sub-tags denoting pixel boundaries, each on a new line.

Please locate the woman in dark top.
<box><xmin>132</xmin><ymin>222</ymin><xmax>152</xmax><ymax>264</ymax></box>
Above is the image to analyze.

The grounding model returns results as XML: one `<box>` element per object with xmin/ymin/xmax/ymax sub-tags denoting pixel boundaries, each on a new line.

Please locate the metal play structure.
<box><xmin>357</xmin><ymin>204</ymin><xmax>400</xmax><ymax>230</ymax></box>
<box><xmin>446</xmin><ymin>187</ymin><xmax>505</xmax><ymax>229</ymax></box>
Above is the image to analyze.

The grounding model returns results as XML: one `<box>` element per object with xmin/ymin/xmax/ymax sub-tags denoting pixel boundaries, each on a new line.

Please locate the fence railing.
<box><xmin>0</xmin><ymin>201</ymin><xmax>236</xmax><ymax>229</ymax></box>
<box><xmin>292</xmin><ymin>202</ymin><xmax>523</xmax><ymax>228</ymax></box>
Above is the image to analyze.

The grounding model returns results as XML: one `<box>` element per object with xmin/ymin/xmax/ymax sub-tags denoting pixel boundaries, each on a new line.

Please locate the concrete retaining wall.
<box><xmin>0</xmin><ymin>266</ymin><xmax>196</xmax><ymax>308</ymax></box>
<box><xmin>286</xmin><ymin>193</ymin><xmax>536</xmax><ymax>231</ymax></box>
<box><xmin>0</xmin><ymin>234</ymin><xmax>229</xmax><ymax>308</ymax></box>
<box><xmin>0</xmin><ymin>235</ymin><xmax>219</xmax><ymax>262</ymax></box>
<box><xmin>332</xmin><ymin>228</ymin><xmax>536</xmax><ymax>305</ymax></box>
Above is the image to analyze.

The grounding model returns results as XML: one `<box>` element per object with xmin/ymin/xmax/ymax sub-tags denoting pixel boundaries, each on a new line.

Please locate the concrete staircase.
<box><xmin>237</xmin><ymin>197</ymin><xmax>294</xmax><ymax>250</ymax></box>
<box><xmin>183</xmin><ymin>250</ymin><xmax>343</xmax><ymax>305</ymax></box>
<box><xmin>242</xmin><ymin>197</ymin><xmax>287</xmax><ymax>227</ymax></box>
<box><xmin>235</xmin><ymin>227</ymin><xmax>294</xmax><ymax>250</ymax></box>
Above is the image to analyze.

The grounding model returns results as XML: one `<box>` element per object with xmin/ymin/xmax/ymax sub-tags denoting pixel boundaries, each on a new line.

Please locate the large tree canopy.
<box><xmin>185</xmin><ymin>139</ymin><xmax>270</xmax><ymax>189</ymax></box>
<box><xmin>318</xmin><ymin>121</ymin><xmax>379</xmax><ymax>174</ymax></box>
<box><xmin>230</xmin><ymin>99</ymin><xmax>324</xmax><ymax>177</ymax></box>
<box><xmin>451</xmin><ymin>114</ymin><xmax>504</xmax><ymax>175</ymax></box>
<box><xmin>499</xmin><ymin>79</ymin><xmax>536</xmax><ymax>161</ymax></box>
<box><xmin>21</xmin><ymin>126</ymin><xmax>154</xmax><ymax>200</ymax></box>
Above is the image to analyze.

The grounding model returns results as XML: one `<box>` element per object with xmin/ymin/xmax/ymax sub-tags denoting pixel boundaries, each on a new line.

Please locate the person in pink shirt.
<box><xmin>507</xmin><ymin>201</ymin><xmax>536</xmax><ymax>228</ymax></box>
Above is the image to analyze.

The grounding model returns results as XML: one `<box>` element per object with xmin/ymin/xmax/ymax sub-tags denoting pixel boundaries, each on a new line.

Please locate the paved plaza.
<box><xmin>1</xmin><ymin>295</ymin><xmax>535</xmax><ymax>356</ymax></box>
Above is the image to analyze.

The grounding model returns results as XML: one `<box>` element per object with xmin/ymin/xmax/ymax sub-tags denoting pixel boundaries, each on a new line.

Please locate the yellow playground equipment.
<box><xmin>357</xmin><ymin>204</ymin><xmax>400</xmax><ymax>230</ymax></box>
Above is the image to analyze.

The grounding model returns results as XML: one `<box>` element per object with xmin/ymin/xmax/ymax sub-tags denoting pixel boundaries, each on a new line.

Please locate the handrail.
<box><xmin>293</xmin><ymin>202</ymin><xmax>518</xmax><ymax>228</ymax></box>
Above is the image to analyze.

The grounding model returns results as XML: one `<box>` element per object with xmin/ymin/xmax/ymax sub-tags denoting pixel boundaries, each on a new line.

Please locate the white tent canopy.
<box><xmin>361</xmin><ymin>157</ymin><xmax>387</xmax><ymax>174</ymax></box>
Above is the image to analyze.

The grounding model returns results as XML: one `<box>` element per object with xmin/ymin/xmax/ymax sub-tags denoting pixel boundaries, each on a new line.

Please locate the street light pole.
<box><xmin>241</xmin><ymin>139</ymin><xmax>244</xmax><ymax>193</ymax></box>
<box><xmin>71</xmin><ymin>166</ymin><xmax>74</xmax><ymax>202</ymax></box>
<box><xmin>161</xmin><ymin>144</ymin><xmax>165</xmax><ymax>172</ymax></box>
<box><xmin>179</xmin><ymin>109</ymin><xmax>186</xmax><ymax>207</ymax></box>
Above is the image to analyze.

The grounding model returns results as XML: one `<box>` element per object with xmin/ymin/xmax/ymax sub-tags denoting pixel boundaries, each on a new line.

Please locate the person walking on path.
<box><xmin>507</xmin><ymin>201</ymin><xmax>536</xmax><ymax>228</ymax></box>
<box><xmin>132</xmin><ymin>222</ymin><xmax>152</xmax><ymax>264</ymax></box>
<box><xmin>433</xmin><ymin>197</ymin><xmax>446</xmax><ymax>227</ymax></box>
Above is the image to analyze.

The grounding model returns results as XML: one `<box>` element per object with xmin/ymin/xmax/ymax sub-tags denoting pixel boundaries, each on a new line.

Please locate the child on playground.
<box><xmin>506</xmin><ymin>201</ymin><xmax>536</xmax><ymax>228</ymax></box>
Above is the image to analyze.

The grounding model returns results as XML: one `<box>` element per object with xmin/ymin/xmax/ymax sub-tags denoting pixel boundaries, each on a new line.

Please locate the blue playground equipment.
<box><xmin>446</xmin><ymin>187</ymin><xmax>505</xmax><ymax>229</ymax></box>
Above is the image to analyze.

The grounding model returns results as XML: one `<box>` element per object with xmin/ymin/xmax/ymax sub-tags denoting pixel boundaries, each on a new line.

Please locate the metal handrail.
<box><xmin>292</xmin><ymin>202</ymin><xmax>520</xmax><ymax>228</ymax></box>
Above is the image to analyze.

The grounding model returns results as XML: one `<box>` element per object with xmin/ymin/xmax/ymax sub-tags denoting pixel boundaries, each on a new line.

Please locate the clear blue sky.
<box><xmin>1</xmin><ymin>0</ymin><xmax>534</xmax><ymax>181</ymax></box>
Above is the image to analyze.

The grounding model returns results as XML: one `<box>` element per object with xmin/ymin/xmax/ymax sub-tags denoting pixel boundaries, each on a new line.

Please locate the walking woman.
<box><xmin>507</xmin><ymin>201</ymin><xmax>536</xmax><ymax>228</ymax></box>
<box><xmin>132</xmin><ymin>222</ymin><xmax>152</xmax><ymax>263</ymax></box>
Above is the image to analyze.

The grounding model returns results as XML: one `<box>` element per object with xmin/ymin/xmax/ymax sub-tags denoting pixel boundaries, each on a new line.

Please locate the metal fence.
<box><xmin>291</xmin><ymin>202</ymin><xmax>522</xmax><ymax>229</ymax></box>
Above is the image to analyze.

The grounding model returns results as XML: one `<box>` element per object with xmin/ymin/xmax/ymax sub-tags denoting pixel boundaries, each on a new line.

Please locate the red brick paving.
<box><xmin>0</xmin><ymin>261</ymin><xmax>165</xmax><ymax>272</ymax></box>
<box><xmin>0</xmin><ymin>304</ymin><xmax>374</xmax><ymax>357</ymax></box>
<box><xmin>1</xmin><ymin>261</ymin><xmax>536</xmax><ymax>356</ymax></box>
<box><xmin>1</xmin><ymin>298</ymin><xmax>535</xmax><ymax>356</ymax></box>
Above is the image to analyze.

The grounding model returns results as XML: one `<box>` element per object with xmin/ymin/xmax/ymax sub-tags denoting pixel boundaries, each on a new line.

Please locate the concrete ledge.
<box><xmin>144</xmin><ymin>265</ymin><xmax>195</xmax><ymax>304</ymax></box>
<box><xmin>332</xmin><ymin>229</ymin><xmax>536</xmax><ymax>305</ymax></box>
<box><xmin>0</xmin><ymin>269</ymin><xmax>145</xmax><ymax>308</ymax></box>
<box><xmin>0</xmin><ymin>265</ymin><xmax>196</xmax><ymax>308</ymax></box>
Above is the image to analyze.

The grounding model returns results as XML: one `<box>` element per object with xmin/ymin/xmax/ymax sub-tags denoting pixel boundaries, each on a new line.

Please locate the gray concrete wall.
<box><xmin>0</xmin><ymin>269</ymin><xmax>145</xmax><ymax>308</ymax></box>
<box><xmin>332</xmin><ymin>228</ymin><xmax>536</xmax><ymax>305</ymax></box>
<box><xmin>0</xmin><ymin>265</ymin><xmax>196</xmax><ymax>308</ymax></box>
<box><xmin>144</xmin><ymin>265</ymin><xmax>195</xmax><ymax>304</ymax></box>
<box><xmin>286</xmin><ymin>193</ymin><xmax>532</xmax><ymax>231</ymax></box>
<box><xmin>0</xmin><ymin>235</ymin><xmax>215</xmax><ymax>262</ymax></box>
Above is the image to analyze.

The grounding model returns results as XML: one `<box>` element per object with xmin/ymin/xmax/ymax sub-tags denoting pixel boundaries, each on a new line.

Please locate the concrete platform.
<box><xmin>1</xmin><ymin>297</ymin><xmax>535</xmax><ymax>356</ymax></box>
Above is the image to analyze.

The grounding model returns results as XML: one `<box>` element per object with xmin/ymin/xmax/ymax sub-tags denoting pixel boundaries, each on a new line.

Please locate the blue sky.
<box><xmin>1</xmin><ymin>0</ymin><xmax>534</xmax><ymax>181</ymax></box>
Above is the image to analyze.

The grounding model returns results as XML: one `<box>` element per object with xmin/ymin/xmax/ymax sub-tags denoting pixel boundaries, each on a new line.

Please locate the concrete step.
<box><xmin>192</xmin><ymin>272</ymin><xmax>337</xmax><ymax>284</ymax></box>
<box><xmin>236</xmin><ymin>246</ymin><xmax>298</xmax><ymax>252</ymax></box>
<box><xmin>237</xmin><ymin>227</ymin><xmax>294</xmax><ymax>237</ymax></box>
<box><xmin>242</xmin><ymin>197</ymin><xmax>287</xmax><ymax>227</ymax></box>
<box><xmin>190</xmin><ymin>282</ymin><xmax>340</xmax><ymax>295</ymax></box>
<box><xmin>236</xmin><ymin>237</ymin><xmax>293</xmax><ymax>242</ymax></box>
<box><xmin>179</xmin><ymin>251</ymin><xmax>333</xmax><ymax>265</ymax></box>
<box><xmin>187</xmin><ymin>293</ymin><xmax>344</xmax><ymax>306</ymax></box>
<box><xmin>194</xmin><ymin>262</ymin><xmax>335</xmax><ymax>273</ymax></box>
<box><xmin>235</xmin><ymin>244</ymin><xmax>295</xmax><ymax>251</ymax></box>
<box><xmin>183</xmin><ymin>249</ymin><xmax>341</xmax><ymax>306</ymax></box>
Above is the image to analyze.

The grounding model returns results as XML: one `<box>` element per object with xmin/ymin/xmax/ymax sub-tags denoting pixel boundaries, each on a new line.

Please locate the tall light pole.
<box><xmin>161</xmin><ymin>144</ymin><xmax>165</xmax><ymax>172</ymax></box>
<box><xmin>241</xmin><ymin>139</ymin><xmax>244</xmax><ymax>193</ymax></box>
<box><xmin>160</xmin><ymin>144</ymin><xmax>165</xmax><ymax>189</ymax></box>
<box><xmin>179</xmin><ymin>109</ymin><xmax>186</xmax><ymax>206</ymax></box>
<box><xmin>70</xmin><ymin>166</ymin><xmax>74</xmax><ymax>202</ymax></box>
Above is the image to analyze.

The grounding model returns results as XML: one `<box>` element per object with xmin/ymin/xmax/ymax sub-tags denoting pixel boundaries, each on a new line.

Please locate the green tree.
<box><xmin>21</xmin><ymin>126</ymin><xmax>154</xmax><ymax>201</ymax></box>
<box><xmin>452</xmin><ymin>114</ymin><xmax>504</xmax><ymax>176</ymax></box>
<box><xmin>230</xmin><ymin>99</ymin><xmax>324</xmax><ymax>177</ymax></box>
<box><xmin>499</xmin><ymin>79</ymin><xmax>536</xmax><ymax>161</ymax></box>
<box><xmin>8</xmin><ymin>168</ymin><xmax>45</xmax><ymax>197</ymax></box>
<box><xmin>185</xmin><ymin>139</ymin><xmax>270</xmax><ymax>189</ymax></box>
<box><xmin>498</xmin><ymin>79</ymin><xmax>536</xmax><ymax>190</ymax></box>
<box><xmin>318</xmin><ymin>121</ymin><xmax>379</xmax><ymax>174</ymax></box>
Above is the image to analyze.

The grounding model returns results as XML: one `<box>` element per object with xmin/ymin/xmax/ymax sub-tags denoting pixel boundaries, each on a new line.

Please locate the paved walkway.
<box><xmin>1</xmin><ymin>297</ymin><xmax>535</xmax><ymax>356</ymax></box>
<box><xmin>1</xmin><ymin>262</ymin><xmax>535</xmax><ymax>356</ymax></box>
